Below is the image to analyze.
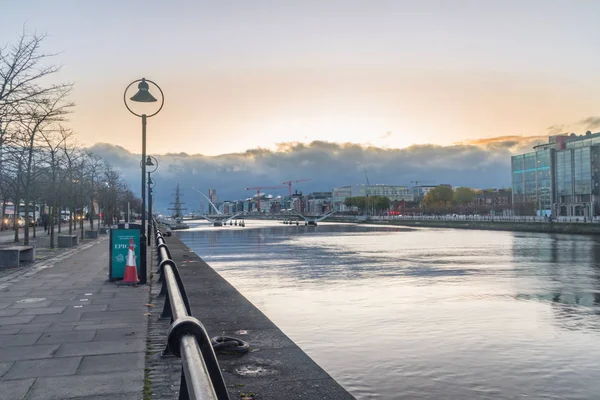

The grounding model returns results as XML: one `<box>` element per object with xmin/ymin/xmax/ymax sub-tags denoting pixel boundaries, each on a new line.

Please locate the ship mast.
<box><xmin>167</xmin><ymin>183</ymin><xmax>187</xmax><ymax>221</ymax></box>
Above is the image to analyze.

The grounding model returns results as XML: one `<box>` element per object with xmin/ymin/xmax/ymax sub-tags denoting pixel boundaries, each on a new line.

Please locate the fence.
<box><xmin>154</xmin><ymin>223</ymin><xmax>230</xmax><ymax>400</ymax></box>
<box><xmin>331</xmin><ymin>215</ymin><xmax>600</xmax><ymax>224</ymax></box>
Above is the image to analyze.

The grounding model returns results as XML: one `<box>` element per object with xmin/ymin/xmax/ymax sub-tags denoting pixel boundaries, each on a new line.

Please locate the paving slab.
<box><xmin>29</xmin><ymin>311</ymin><xmax>83</xmax><ymax>323</ymax></box>
<box><xmin>9</xmin><ymin>300</ymin><xmax>54</xmax><ymax>308</ymax></box>
<box><xmin>73</xmin><ymin>322</ymin><xmax>131</xmax><ymax>331</ymax></box>
<box><xmin>0</xmin><ymin>315</ymin><xmax>35</xmax><ymax>325</ymax></box>
<box><xmin>78</xmin><ymin>352</ymin><xmax>145</xmax><ymax>374</ymax></box>
<box><xmin>25</xmin><ymin>370</ymin><xmax>144</xmax><ymax>400</ymax></box>
<box><xmin>19</xmin><ymin>306</ymin><xmax>66</xmax><ymax>315</ymax></box>
<box><xmin>56</xmin><ymin>339</ymin><xmax>146</xmax><ymax>357</ymax></box>
<box><xmin>0</xmin><ymin>378</ymin><xmax>35</xmax><ymax>400</ymax></box>
<box><xmin>80</xmin><ymin>309</ymin><xmax>147</xmax><ymax>320</ymax></box>
<box><xmin>107</xmin><ymin>301</ymin><xmax>150</xmax><ymax>311</ymax></box>
<box><xmin>0</xmin><ymin>308</ymin><xmax>22</xmax><ymax>317</ymax></box>
<box><xmin>3</xmin><ymin>357</ymin><xmax>82</xmax><ymax>380</ymax></box>
<box><xmin>0</xmin><ymin>237</ymin><xmax>147</xmax><ymax>400</ymax></box>
<box><xmin>19</xmin><ymin>322</ymin><xmax>73</xmax><ymax>333</ymax></box>
<box><xmin>92</xmin><ymin>327</ymin><xmax>143</xmax><ymax>342</ymax></box>
<box><xmin>4</xmin><ymin>322</ymin><xmax>51</xmax><ymax>332</ymax></box>
<box><xmin>63</xmin><ymin>304</ymin><xmax>109</xmax><ymax>313</ymax></box>
<box><xmin>63</xmin><ymin>395</ymin><xmax>136</xmax><ymax>400</ymax></box>
<box><xmin>0</xmin><ymin>332</ymin><xmax>42</xmax><ymax>346</ymax></box>
<box><xmin>0</xmin><ymin>344</ymin><xmax>60</xmax><ymax>362</ymax></box>
<box><xmin>36</xmin><ymin>330</ymin><xmax>96</xmax><ymax>344</ymax></box>
<box><xmin>0</xmin><ymin>361</ymin><xmax>13</xmax><ymax>377</ymax></box>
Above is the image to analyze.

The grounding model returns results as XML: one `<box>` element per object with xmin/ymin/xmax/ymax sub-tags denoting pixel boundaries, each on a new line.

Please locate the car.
<box><xmin>17</xmin><ymin>216</ymin><xmax>37</xmax><ymax>227</ymax></box>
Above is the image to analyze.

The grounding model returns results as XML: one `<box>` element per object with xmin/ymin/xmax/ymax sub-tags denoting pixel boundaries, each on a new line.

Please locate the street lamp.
<box><xmin>145</xmin><ymin>156</ymin><xmax>158</xmax><ymax>245</ymax></box>
<box><xmin>124</xmin><ymin>78</ymin><xmax>164</xmax><ymax>285</ymax></box>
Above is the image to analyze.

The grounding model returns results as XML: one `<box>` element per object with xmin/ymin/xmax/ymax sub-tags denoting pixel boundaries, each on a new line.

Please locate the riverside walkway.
<box><xmin>0</xmin><ymin>228</ymin><xmax>354</xmax><ymax>399</ymax></box>
<box><xmin>0</xmin><ymin>236</ymin><xmax>148</xmax><ymax>400</ymax></box>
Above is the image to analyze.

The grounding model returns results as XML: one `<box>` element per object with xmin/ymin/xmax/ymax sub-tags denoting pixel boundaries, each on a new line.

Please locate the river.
<box><xmin>177</xmin><ymin>220</ymin><xmax>600</xmax><ymax>399</ymax></box>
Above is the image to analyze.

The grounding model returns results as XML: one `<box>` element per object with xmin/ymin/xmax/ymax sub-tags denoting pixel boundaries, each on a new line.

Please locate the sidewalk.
<box><xmin>0</xmin><ymin>237</ymin><xmax>150</xmax><ymax>400</ymax></box>
<box><xmin>0</xmin><ymin>223</ymin><xmax>89</xmax><ymax>244</ymax></box>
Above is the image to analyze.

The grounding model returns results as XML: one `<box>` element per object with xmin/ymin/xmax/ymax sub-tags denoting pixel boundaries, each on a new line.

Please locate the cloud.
<box><xmin>379</xmin><ymin>131</ymin><xmax>392</xmax><ymax>139</ymax></box>
<box><xmin>547</xmin><ymin>124</ymin><xmax>566</xmax><ymax>135</ymax></box>
<box><xmin>88</xmin><ymin>137</ymin><xmax>529</xmax><ymax>212</ymax></box>
<box><xmin>544</xmin><ymin>116</ymin><xmax>600</xmax><ymax>135</ymax></box>
<box><xmin>455</xmin><ymin>135</ymin><xmax>546</xmax><ymax>154</ymax></box>
<box><xmin>580</xmin><ymin>116</ymin><xmax>600</xmax><ymax>130</ymax></box>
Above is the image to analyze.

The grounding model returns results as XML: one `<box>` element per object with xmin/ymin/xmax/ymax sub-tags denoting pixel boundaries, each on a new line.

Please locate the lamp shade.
<box><xmin>145</xmin><ymin>156</ymin><xmax>154</xmax><ymax>166</ymax></box>
<box><xmin>130</xmin><ymin>78</ymin><xmax>157</xmax><ymax>103</ymax></box>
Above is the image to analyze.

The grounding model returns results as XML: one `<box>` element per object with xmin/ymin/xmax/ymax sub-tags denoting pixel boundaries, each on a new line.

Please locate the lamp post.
<box><xmin>124</xmin><ymin>78</ymin><xmax>164</xmax><ymax>285</ymax></box>
<box><xmin>145</xmin><ymin>156</ymin><xmax>158</xmax><ymax>245</ymax></box>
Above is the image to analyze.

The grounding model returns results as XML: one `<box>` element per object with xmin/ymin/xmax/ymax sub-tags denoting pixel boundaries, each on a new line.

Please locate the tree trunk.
<box><xmin>0</xmin><ymin>199</ymin><xmax>6</xmax><ymax>231</ymax></box>
<box><xmin>32</xmin><ymin>201</ymin><xmax>36</xmax><ymax>239</ymax></box>
<box><xmin>80</xmin><ymin>209</ymin><xmax>84</xmax><ymax>239</ymax></box>
<box><xmin>57</xmin><ymin>203</ymin><xmax>61</xmax><ymax>233</ymax></box>
<box><xmin>13</xmin><ymin>198</ymin><xmax>20</xmax><ymax>243</ymax></box>
<box><xmin>50</xmin><ymin>205</ymin><xmax>55</xmax><ymax>249</ymax></box>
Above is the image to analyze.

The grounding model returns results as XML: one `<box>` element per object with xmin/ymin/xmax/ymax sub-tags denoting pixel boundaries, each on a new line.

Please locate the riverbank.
<box><xmin>148</xmin><ymin>234</ymin><xmax>353</xmax><ymax>399</ymax></box>
<box><xmin>344</xmin><ymin>218</ymin><xmax>600</xmax><ymax>234</ymax></box>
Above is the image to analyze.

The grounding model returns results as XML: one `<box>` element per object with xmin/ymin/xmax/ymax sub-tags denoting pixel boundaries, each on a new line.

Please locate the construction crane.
<box><xmin>282</xmin><ymin>178</ymin><xmax>312</xmax><ymax>196</ymax></box>
<box><xmin>363</xmin><ymin>168</ymin><xmax>370</xmax><ymax>185</ymax></box>
<box><xmin>245</xmin><ymin>186</ymin><xmax>286</xmax><ymax>212</ymax></box>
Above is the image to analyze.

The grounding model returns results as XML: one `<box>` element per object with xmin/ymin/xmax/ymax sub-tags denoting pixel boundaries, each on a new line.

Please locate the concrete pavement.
<box><xmin>0</xmin><ymin>236</ymin><xmax>149</xmax><ymax>400</ymax></box>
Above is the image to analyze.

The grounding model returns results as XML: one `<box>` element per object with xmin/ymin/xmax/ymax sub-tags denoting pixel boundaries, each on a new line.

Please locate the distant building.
<box><xmin>332</xmin><ymin>184</ymin><xmax>413</xmax><ymax>211</ymax></box>
<box><xmin>332</xmin><ymin>186</ymin><xmax>353</xmax><ymax>211</ymax></box>
<box><xmin>474</xmin><ymin>189</ymin><xmax>512</xmax><ymax>212</ymax></box>
<box><xmin>511</xmin><ymin>131</ymin><xmax>600</xmax><ymax>216</ymax></box>
<box><xmin>413</xmin><ymin>185</ymin><xmax>438</xmax><ymax>203</ymax></box>
<box><xmin>208</xmin><ymin>189</ymin><xmax>218</xmax><ymax>214</ymax></box>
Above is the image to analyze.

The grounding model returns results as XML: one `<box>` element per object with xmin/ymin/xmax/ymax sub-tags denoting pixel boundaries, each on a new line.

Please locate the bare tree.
<box><xmin>19</xmin><ymin>88</ymin><xmax>73</xmax><ymax>244</ymax></box>
<box><xmin>39</xmin><ymin>125</ymin><xmax>71</xmax><ymax>248</ymax></box>
<box><xmin>85</xmin><ymin>152</ymin><xmax>102</xmax><ymax>230</ymax></box>
<box><xmin>0</xmin><ymin>29</ymin><xmax>73</xmax><ymax>244</ymax></box>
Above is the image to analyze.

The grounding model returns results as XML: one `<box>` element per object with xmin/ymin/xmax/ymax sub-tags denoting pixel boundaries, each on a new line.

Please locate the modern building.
<box><xmin>331</xmin><ymin>184</ymin><xmax>413</xmax><ymax>211</ymax></box>
<box><xmin>511</xmin><ymin>131</ymin><xmax>600</xmax><ymax>216</ymax></box>
<box><xmin>413</xmin><ymin>185</ymin><xmax>438</xmax><ymax>203</ymax></box>
<box><xmin>332</xmin><ymin>186</ymin><xmax>353</xmax><ymax>211</ymax></box>
<box><xmin>511</xmin><ymin>145</ymin><xmax>554</xmax><ymax>216</ymax></box>
<box><xmin>474</xmin><ymin>189</ymin><xmax>512</xmax><ymax>212</ymax></box>
<box><xmin>554</xmin><ymin>135</ymin><xmax>600</xmax><ymax>217</ymax></box>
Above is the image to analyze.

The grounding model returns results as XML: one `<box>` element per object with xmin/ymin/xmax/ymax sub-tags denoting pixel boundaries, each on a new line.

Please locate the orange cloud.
<box><xmin>456</xmin><ymin>135</ymin><xmax>547</xmax><ymax>147</ymax></box>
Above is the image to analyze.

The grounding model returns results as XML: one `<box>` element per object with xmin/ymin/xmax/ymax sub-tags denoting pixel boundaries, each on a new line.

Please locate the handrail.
<box><xmin>154</xmin><ymin>221</ymin><xmax>230</xmax><ymax>400</ymax></box>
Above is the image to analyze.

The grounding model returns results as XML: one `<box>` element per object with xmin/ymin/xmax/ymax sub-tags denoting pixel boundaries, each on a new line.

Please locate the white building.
<box><xmin>332</xmin><ymin>184</ymin><xmax>414</xmax><ymax>211</ymax></box>
<box><xmin>332</xmin><ymin>186</ymin><xmax>353</xmax><ymax>211</ymax></box>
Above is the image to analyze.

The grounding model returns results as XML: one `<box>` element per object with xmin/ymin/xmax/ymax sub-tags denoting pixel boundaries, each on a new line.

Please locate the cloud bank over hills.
<box><xmin>89</xmin><ymin>135</ymin><xmax>543</xmax><ymax>212</ymax></box>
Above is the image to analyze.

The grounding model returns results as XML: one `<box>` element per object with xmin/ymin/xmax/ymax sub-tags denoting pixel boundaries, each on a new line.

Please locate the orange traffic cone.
<box><xmin>122</xmin><ymin>238</ymin><xmax>139</xmax><ymax>284</ymax></box>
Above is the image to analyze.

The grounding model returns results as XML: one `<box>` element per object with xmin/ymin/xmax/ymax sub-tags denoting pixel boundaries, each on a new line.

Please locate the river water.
<box><xmin>177</xmin><ymin>220</ymin><xmax>600</xmax><ymax>399</ymax></box>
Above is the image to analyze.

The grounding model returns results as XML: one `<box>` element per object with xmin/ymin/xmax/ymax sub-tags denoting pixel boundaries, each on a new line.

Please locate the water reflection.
<box><xmin>178</xmin><ymin>221</ymin><xmax>600</xmax><ymax>399</ymax></box>
<box><xmin>511</xmin><ymin>233</ymin><xmax>600</xmax><ymax>332</ymax></box>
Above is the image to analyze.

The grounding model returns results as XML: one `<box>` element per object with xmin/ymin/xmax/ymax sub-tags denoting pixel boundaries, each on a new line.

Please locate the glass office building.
<box><xmin>512</xmin><ymin>131</ymin><xmax>600</xmax><ymax>216</ymax></box>
<box><xmin>554</xmin><ymin>145</ymin><xmax>599</xmax><ymax>216</ymax></box>
<box><xmin>511</xmin><ymin>148</ymin><xmax>553</xmax><ymax>215</ymax></box>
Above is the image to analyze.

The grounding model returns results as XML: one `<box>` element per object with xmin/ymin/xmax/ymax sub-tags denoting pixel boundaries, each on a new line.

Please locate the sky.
<box><xmin>4</xmin><ymin>0</ymin><xmax>600</xmax><ymax>158</ymax></box>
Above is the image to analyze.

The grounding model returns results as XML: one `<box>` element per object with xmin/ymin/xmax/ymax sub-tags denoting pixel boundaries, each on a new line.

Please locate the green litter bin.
<box><xmin>109</xmin><ymin>223</ymin><xmax>141</xmax><ymax>281</ymax></box>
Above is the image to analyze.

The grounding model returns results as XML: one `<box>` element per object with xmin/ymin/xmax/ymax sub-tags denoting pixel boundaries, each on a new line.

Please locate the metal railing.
<box><xmin>154</xmin><ymin>224</ymin><xmax>230</xmax><ymax>400</ymax></box>
<box><xmin>331</xmin><ymin>214</ymin><xmax>600</xmax><ymax>224</ymax></box>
